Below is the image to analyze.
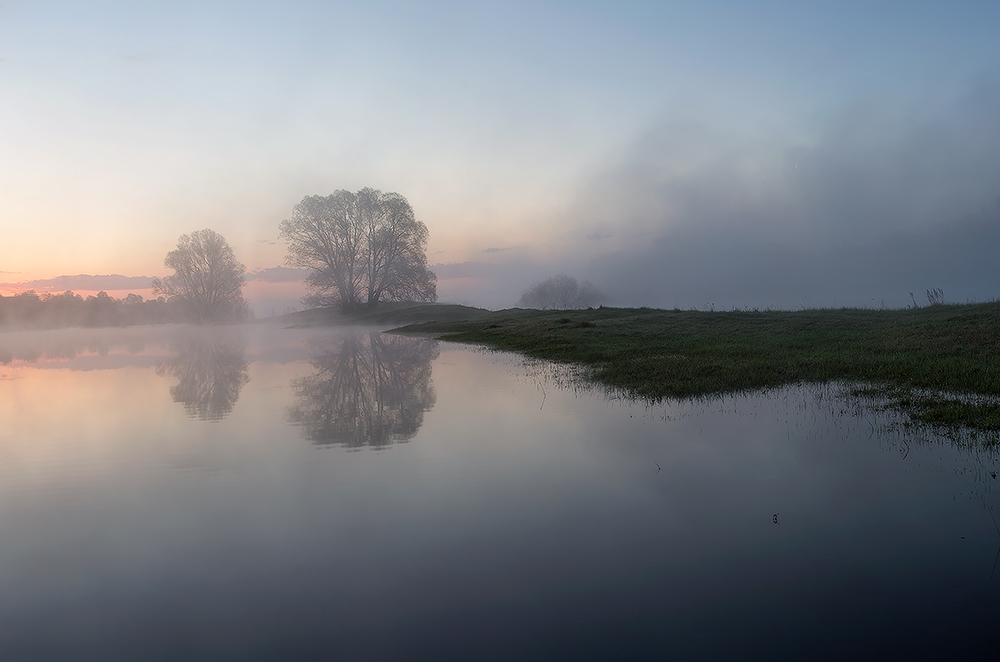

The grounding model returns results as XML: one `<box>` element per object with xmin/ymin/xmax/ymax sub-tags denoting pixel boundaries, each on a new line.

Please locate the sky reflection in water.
<box><xmin>0</xmin><ymin>324</ymin><xmax>998</xmax><ymax>660</ymax></box>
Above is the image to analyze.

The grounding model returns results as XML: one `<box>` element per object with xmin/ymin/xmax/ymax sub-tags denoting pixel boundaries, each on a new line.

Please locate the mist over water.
<box><xmin>5</xmin><ymin>4</ymin><xmax>1000</xmax><ymax>657</ymax></box>
<box><xmin>0</xmin><ymin>323</ymin><xmax>998</xmax><ymax>659</ymax></box>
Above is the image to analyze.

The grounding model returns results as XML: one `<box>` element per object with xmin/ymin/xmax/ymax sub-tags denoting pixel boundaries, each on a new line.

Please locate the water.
<box><xmin>1</xmin><ymin>324</ymin><xmax>998</xmax><ymax>660</ymax></box>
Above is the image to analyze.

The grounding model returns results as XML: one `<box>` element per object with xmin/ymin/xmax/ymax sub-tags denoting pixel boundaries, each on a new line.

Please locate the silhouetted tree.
<box><xmin>279</xmin><ymin>189</ymin><xmax>437</xmax><ymax>311</ymax></box>
<box><xmin>287</xmin><ymin>331</ymin><xmax>438</xmax><ymax>447</ymax></box>
<box><xmin>0</xmin><ymin>290</ymin><xmax>177</xmax><ymax>330</ymax></box>
<box><xmin>84</xmin><ymin>291</ymin><xmax>122</xmax><ymax>327</ymax></box>
<box><xmin>517</xmin><ymin>274</ymin><xmax>605</xmax><ymax>309</ymax></box>
<box><xmin>0</xmin><ymin>291</ymin><xmax>44</xmax><ymax>328</ymax></box>
<box><xmin>152</xmin><ymin>229</ymin><xmax>251</xmax><ymax>323</ymax></box>
<box><xmin>43</xmin><ymin>291</ymin><xmax>86</xmax><ymax>327</ymax></box>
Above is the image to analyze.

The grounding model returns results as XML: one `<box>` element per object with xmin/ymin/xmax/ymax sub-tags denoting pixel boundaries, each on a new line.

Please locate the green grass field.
<box><xmin>392</xmin><ymin>303</ymin><xmax>1000</xmax><ymax>434</ymax></box>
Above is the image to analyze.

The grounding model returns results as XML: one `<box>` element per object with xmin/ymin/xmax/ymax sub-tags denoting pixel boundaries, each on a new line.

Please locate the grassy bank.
<box><xmin>393</xmin><ymin>303</ymin><xmax>1000</xmax><ymax>433</ymax></box>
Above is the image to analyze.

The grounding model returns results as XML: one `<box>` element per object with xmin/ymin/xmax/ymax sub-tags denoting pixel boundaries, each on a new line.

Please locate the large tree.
<box><xmin>279</xmin><ymin>188</ymin><xmax>437</xmax><ymax>311</ymax></box>
<box><xmin>152</xmin><ymin>229</ymin><xmax>250</xmax><ymax>323</ymax></box>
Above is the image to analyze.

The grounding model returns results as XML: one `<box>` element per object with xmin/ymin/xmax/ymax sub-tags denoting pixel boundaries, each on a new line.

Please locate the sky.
<box><xmin>3</xmin><ymin>1</ymin><xmax>1000</xmax><ymax>312</ymax></box>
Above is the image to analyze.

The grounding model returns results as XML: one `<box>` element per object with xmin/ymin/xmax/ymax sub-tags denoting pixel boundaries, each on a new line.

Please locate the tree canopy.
<box><xmin>279</xmin><ymin>188</ymin><xmax>437</xmax><ymax>311</ymax></box>
<box><xmin>517</xmin><ymin>274</ymin><xmax>605</xmax><ymax>310</ymax></box>
<box><xmin>0</xmin><ymin>290</ymin><xmax>175</xmax><ymax>330</ymax></box>
<box><xmin>152</xmin><ymin>229</ymin><xmax>250</xmax><ymax>324</ymax></box>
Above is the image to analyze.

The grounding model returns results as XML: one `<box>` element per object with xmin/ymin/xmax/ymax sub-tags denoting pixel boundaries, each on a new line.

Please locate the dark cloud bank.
<box><xmin>539</xmin><ymin>77</ymin><xmax>1000</xmax><ymax>310</ymax></box>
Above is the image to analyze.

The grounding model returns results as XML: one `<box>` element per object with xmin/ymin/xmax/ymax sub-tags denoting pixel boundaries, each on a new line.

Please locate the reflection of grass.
<box><xmin>900</xmin><ymin>394</ymin><xmax>1000</xmax><ymax>430</ymax></box>
<box><xmin>394</xmin><ymin>303</ymin><xmax>1000</xmax><ymax>434</ymax></box>
<box><xmin>852</xmin><ymin>385</ymin><xmax>1000</xmax><ymax>434</ymax></box>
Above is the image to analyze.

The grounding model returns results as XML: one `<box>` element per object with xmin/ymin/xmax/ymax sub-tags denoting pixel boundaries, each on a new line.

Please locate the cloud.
<box><xmin>432</xmin><ymin>262</ymin><xmax>510</xmax><ymax>279</ymax></box>
<box><xmin>480</xmin><ymin>246</ymin><xmax>520</xmax><ymax>254</ymax></box>
<box><xmin>553</xmin><ymin>75</ymin><xmax>1000</xmax><ymax>310</ymax></box>
<box><xmin>0</xmin><ymin>274</ymin><xmax>155</xmax><ymax>294</ymax></box>
<box><xmin>426</xmin><ymin>76</ymin><xmax>1000</xmax><ymax>311</ymax></box>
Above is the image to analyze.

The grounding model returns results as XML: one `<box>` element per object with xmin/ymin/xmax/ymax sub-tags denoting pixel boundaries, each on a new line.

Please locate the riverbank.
<box><xmin>393</xmin><ymin>303</ymin><xmax>1000</xmax><ymax>434</ymax></box>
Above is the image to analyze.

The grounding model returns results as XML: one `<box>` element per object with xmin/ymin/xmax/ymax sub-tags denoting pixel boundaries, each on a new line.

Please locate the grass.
<box><xmin>392</xmin><ymin>302</ymin><xmax>1000</xmax><ymax>435</ymax></box>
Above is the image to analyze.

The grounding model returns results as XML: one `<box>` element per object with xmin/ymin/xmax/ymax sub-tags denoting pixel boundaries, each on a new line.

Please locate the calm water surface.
<box><xmin>1</xmin><ymin>324</ymin><xmax>998</xmax><ymax>660</ymax></box>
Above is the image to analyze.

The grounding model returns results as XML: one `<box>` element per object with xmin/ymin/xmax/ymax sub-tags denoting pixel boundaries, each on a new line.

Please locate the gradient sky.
<box><xmin>3</xmin><ymin>1</ymin><xmax>1000</xmax><ymax>309</ymax></box>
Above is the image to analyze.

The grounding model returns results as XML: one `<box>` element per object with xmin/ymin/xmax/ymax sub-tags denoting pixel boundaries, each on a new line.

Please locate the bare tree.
<box><xmin>152</xmin><ymin>229</ymin><xmax>250</xmax><ymax>324</ymax></box>
<box><xmin>279</xmin><ymin>188</ymin><xmax>437</xmax><ymax>311</ymax></box>
<box><xmin>518</xmin><ymin>274</ymin><xmax>605</xmax><ymax>309</ymax></box>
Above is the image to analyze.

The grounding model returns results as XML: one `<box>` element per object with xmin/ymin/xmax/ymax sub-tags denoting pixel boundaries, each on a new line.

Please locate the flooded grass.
<box><xmin>394</xmin><ymin>302</ymin><xmax>1000</xmax><ymax>433</ymax></box>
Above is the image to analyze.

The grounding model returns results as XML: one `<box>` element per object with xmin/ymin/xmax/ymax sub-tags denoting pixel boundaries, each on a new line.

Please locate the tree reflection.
<box><xmin>288</xmin><ymin>331</ymin><xmax>438</xmax><ymax>448</ymax></box>
<box><xmin>157</xmin><ymin>334</ymin><xmax>250</xmax><ymax>421</ymax></box>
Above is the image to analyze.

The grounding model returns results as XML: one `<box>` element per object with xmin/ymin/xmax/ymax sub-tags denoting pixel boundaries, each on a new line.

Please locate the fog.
<box><xmin>443</xmin><ymin>77</ymin><xmax>1000</xmax><ymax>310</ymax></box>
<box><xmin>7</xmin><ymin>81</ymin><xmax>1000</xmax><ymax>315</ymax></box>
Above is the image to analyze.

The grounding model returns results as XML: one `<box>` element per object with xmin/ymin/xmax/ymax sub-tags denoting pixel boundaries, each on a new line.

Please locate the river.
<box><xmin>1</xmin><ymin>323</ymin><xmax>997</xmax><ymax>660</ymax></box>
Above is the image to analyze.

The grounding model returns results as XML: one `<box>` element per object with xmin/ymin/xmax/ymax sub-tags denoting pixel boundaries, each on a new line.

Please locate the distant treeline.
<box><xmin>0</xmin><ymin>290</ymin><xmax>183</xmax><ymax>330</ymax></box>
